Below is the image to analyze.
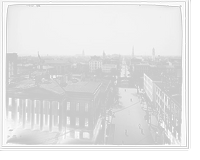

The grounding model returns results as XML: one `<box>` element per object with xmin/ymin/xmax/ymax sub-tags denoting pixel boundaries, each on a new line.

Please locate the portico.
<box><xmin>6</xmin><ymin>86</ymin><xmax>64</xmax><ymax>132</ymax></box>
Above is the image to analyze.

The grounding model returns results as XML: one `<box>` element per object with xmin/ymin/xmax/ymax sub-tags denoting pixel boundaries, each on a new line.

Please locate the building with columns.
<box><xmin>6</xmin><ymin>79</ymin><xmax>104</xmax><ymax>144</ymax></box>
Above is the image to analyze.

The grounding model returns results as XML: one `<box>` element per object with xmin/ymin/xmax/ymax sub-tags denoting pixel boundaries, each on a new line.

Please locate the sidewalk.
<box><xmin>140</xmin><ymin>98</ymin><xmax>171</xmax><ymax>145</ymax></box>
<box><xmin>148</xmin><ymin>112</ymin><xmax>171</xmax><ymax>145</ymax></box>
<box><xmin>94</xmin><ymin>111</ymin><xmax>114</xmax><ymax>145</ymax></box>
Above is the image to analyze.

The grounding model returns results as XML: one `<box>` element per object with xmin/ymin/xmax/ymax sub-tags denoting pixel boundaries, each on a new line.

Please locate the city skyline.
<box><xmin>7</xmin><ymin>4</ymin><xmax>183</xmax><ymax>57</ymax></box>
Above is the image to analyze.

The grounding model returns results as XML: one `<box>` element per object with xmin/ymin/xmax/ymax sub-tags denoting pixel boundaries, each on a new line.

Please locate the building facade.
<box><xmin>6</xmin><ymin>53</ymin><xmax>17</xmax><ymax>82</ymax></box>
<box><xmin>44</xmin><ymin>60</ymin><xmax>71</xmax><ymax>74</ymax></box>
<box><xmin>155</xmin><ymin>83</ymin><xmax>182</xmax><ymax>145</ymax></box>
<box><xmin>6</xmin><ymin>79</ymin><xmax>105</xmax><ymax>144</ymax></box>
<box><xmin>89</xmin><ymin>56</ymin><xmax>102</xmax><ymax>73</ymax></box>
<box><xmin>165</xmin><ymin>65</ymin><xmax>175</xmax><ymax>74</ymax></box>
<box><xmin>143</xmin><ymin>73</ymin><xmax>161</xmax><ymax>108</ymax></box>
<box><xmin>101</xmin><ymin>64</ymin><xmax>117</xmax><ymax>74</ymax></box>
<box><xmin>134</xmin><ymin>63</ymin><xmax>150</xmax><ymax>74</ymax></box>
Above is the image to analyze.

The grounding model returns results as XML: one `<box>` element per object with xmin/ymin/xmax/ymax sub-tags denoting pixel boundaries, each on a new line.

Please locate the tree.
<box><xmin>130</xmin><ymin>71</ymin><xmax>142</xmax><ymax>94</ymax></box>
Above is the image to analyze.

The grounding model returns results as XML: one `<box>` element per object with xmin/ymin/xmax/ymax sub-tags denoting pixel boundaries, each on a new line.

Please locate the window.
<box><xmin>76</xmin><ymin>117</ymin><xmax>79</xmax><ymax>126</ymax></box>
<box><xmin>176</xmin><ymin>132</ymin><xmax>179</xmax><ymax>139</ymax></box>
<box><xmin>85</xmin><ymin>118</ymin><xmax>89</xmax><ymax>127</ymax></box>
<box><xmin>75</xmin><ymin>131</ymin><xmax>80</xmax><ymax>139</ymax></box>
<box><xmin>8</xmin><ymin>98</ymin><xmax>12</xmax><ymax>106</ymax></box>
<box><xmin>76</xmin><ymin>103</ymin><xmax>80</xmax><ymax>111</ymax></box>
<box><xmin>83</xmin><ymin>132</ymin><xmax>90</xmax><ymax>139</ymax></box>
<box><xmin>176</xmin><ymin>119</ymin><xmax>178</xmax><ymax>126</ymax></box>
<box><xmin>67</xmin><ymin>102</ymin><xmax>70</xmax><ymax>110</ymax></box>
<box><xmin>8</xmin><ymin>111</ymin><xmax>12</xmax><ymax>119</ymax></box>
<box><xmin>85</xmin><ymin>103</ymin><xmax>89</xmax><ymax>112</ymax></box>
<box><xmin>66</xmin><ymin>116</ymin><xmax>70</xmax><ymax>125</ymax></box>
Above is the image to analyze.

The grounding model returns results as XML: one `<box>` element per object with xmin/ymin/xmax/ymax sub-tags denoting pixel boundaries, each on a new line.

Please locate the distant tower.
<box><xmin>103</xmin><ymin>50</ymin><xmax>106</xmax><ymax>59</ymax></box>
<box><xmin>82</xmin><ymin>50</ymin><xmax>85</xmax><ymax>56</ymax></box>
<box><xmin>132</xmin><ymin>46</ymin><xmax>134</xmax><ymax>58</ymax></box>
<box><xmin>152</xmin><ymin>48</ymin><xmax>155</xmax><ymax>61</ymax></box>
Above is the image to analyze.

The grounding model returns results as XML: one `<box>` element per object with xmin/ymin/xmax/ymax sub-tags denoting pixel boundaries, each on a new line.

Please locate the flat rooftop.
<box><xmin>8</xmin><ymin>78</ymin><xmax>102</xmax><ymax>95</ymax></box>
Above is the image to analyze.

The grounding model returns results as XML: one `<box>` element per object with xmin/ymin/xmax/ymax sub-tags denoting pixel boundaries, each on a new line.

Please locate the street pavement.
<box><xmin>111</xmin><ymin>87</ymin><xmax>155</xmax><ymax>145</ymax></box>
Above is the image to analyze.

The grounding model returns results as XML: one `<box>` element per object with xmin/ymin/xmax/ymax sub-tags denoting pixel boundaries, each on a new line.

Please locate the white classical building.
<box><xmin>6</xmin><ymin>74</ymin><xmax>101</xmax><ymax>140</ymax></box>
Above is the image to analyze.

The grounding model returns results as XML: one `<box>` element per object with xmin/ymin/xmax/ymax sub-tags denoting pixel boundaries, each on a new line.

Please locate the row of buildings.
<box><xmin>6</xmin><ymin>53</ymin><xmax>114</xmax><ymax>144</ymax></box>
<box><xmin>143</xmin><ymin>71</ymin><xmax>182</xmax><ymax>145</ymax></box>
<box><xmin>88</xmin><ymin>55</ymin><xmax>121</xmax><ymax>73</ymax></box>
<box><xmin>6</xmin><ymin>53</ymin><xmax>122</xmax><ymax>86</ymax></box>
<box><xmin>132</xmin><ymin>60</ymin><xmax>182</xmax><ymax>77</ymax></box>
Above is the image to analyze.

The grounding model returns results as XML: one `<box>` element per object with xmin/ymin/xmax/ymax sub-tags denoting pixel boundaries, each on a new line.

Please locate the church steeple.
<box><xmin>132</xmin><ymin>46</ymin><xmax>134</xmax><ymax>58</ymax></box>
<box><xmin>103</xmin><ymin>50</ymin><xmax>106</xmax><ymax>59</ymax></box>
<box><xmin>152</xmin><ymin>47</ymin><xmax>155</xmax><ymax>61</ymax></box>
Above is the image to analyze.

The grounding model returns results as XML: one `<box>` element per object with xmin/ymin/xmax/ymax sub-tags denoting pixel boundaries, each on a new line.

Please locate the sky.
<box><xmin>6</xmin><ymin>4</ymin><xmax>183</xmax><ymax>57</ymax></box>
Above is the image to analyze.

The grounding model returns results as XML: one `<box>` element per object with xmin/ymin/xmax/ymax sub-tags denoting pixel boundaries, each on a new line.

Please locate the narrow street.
<box><xmin>111</xmin><ymin>88</ymin><xmax>154</xmax><ymax>145</ymax></box>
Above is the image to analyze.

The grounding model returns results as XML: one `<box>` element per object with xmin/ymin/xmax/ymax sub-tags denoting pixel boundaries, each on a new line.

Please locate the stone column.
<box><xmin>36</xmin><ymin>100</ymin><xmax>40</xmax><ymax>125</ymax></box>
<box><xmin>40</xmin><ymin>100</ymin><xmax>44</xmax><ymax>131</ymax></box>
<box><xmin>18</xmin><ymin>99</ymin><xmax>23</xmax><ymax>124</ymax></box>
<box><xmin>31</xmin><ymin>100</ymin><xmax>35</xmax><ymax>130</ymax></box>
<box><xmin>45</xmin><ymin>101</ymin><xmax>49</xmax><ymax>126</ymax></box>
<box><xmin>49</xmin><ymin>101</ymin><xmax>53</xmax><ymax>132</ymax></box>
<box><xmin>13</xmin><ymin>98</ymin><xmax>18</xmax><ymax>127</ymax></box>
<box><xmin>22</xmin><ymin>99</ymin><xmax>26</xmax><ymax>128</ymax></box>
<box><xmin>59</xmin><ymin>101</ymin><xmax>64</xmax><ymax>132</ymax></box>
